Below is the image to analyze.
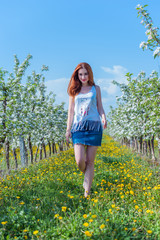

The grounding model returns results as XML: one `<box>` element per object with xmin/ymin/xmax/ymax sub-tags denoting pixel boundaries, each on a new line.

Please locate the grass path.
<box><xmin>0</xmin><ymin>135</ymin><xmax>160</xmax><ymax>239</ymax></box>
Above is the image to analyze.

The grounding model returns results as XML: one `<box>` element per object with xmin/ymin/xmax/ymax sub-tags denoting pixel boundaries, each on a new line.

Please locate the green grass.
<box><xmin>0</xmin><ymin>135</ymin><xmax>160</xmax><ymax>239</ymax></box>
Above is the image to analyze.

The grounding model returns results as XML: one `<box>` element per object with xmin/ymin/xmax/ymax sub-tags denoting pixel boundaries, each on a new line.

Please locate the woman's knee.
<box><xmin>76</xmin><ymin>157</ymin><xmax>85</xmax><ymax>169</ymax></box>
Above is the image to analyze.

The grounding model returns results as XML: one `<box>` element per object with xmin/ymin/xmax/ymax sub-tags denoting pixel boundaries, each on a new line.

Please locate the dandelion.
<box><xmin>54</xmin><ymin>214</ymin><xmax>59</xmax><ymax>218</ymax></box>
<box><xmin>135</xmin><ymin>205</ymin><xmax>139</xmax><ymax>210</ymax></box>
<box><xmin>85</xmin><ymin>231</ymin><xmax>92</xmax><ymax>237</ymax></box>
<box><xmin>1</xmin><ymin>221</ymin><xmax>8</xmax><ymax>225</ymax></box>
<box><xmin>83</xmin><ymin>222</ymin><xmax>89</xmax><ymax>227</ymax></box>
<box><xmin>100</xmin><ymin>224</ymin><xmax>105</xmax><ymax>229</ymax></box>
<box><xmin>106</xmin><ymin>219</ymin><xmax>109</xmax><ymax>222</ymax></box>
<box><xmin>92</xmin><ymin>215</ymin><xmax>97</xmax><ymax>218</ymax></box>
<box><xmin>89</xmin><ymin>219</ymin><xmax>93</xmax><ymax>222</ymax></box>
<box><xmin>111</xmin><ymin>204</ymin><xmax>115</xmax><ymax>208</ymax></box>
<box><xmin>83</xmin><ymin>214</ymin><xmax>88</xmax><ymax>219</ymax></box>
<box><xmin>62</xmin><ymin>206</ymin><xmax>67</xmax><ymax>212</ymax></box>
<box><xmin>147</xmin><ymin>230</ymin><xmax>152</xmax><ymax>234</ymax></box>
<box><xmin>33</xmin><ymin>230</ymin><xmax>39</xmax><ymax>235</ymax></box>
<box><xmin>109</xmin><ymin>209</ymin><xmax>112</xmax><ymax>213</ymax></box>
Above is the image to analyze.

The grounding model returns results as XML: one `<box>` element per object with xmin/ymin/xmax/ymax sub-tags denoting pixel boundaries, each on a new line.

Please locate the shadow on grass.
<box><xmin>100</xmin><ymin>155</ymin><xmax>125</xmax><ymax>164</ymax></box>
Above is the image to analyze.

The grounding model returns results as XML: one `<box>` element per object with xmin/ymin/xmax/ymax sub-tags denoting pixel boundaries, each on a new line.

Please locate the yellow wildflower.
<box><xmin>1</xmin><ymin>221</ymin><xmax>8</xmax><ymax>225</ymax></box>
<box><xmin>62</xmin><ymin>206</ymin><xmax>67</xmax><ymax>212</ymax></box>
<box><xmin>100</xmin><ymin>224</ymin><xmax>105</xmax><ymax>229</ymax></box>
<box><xmin>85</xmin><ymin>231</ymin><xmax>92</xmax><ymax>237</ymax></box>
<box><xmin>83</xmin><ymin>222</ymin><xmax>89</xmax><ymax>227</ymax></box>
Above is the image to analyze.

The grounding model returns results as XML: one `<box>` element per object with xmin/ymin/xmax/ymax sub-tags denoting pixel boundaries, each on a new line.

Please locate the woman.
<box><xmin>66</xmin><ymin>62</ymin><xmax>107</xmax><ymax>197</ymax></box>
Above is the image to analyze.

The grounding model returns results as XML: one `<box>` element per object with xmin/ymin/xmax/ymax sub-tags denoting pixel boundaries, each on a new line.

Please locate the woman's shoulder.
<box><xmin>94</xmin><ymin>85</ymin><xmax>101</xmax><ymax>93</ymax></box>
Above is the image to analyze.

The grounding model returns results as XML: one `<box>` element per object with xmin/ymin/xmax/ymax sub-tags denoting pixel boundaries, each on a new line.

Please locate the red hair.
<box><xmin>67</xmin><ymin>62</ymin><xmax>95</xmax><ymax>96</ymax></box>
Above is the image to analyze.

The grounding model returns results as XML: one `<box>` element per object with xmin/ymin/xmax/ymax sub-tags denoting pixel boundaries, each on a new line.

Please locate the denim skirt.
<box><xmin>72</xmin><ymin>130</ymin><xmax>103</xmax><ymax>146</ymax></box>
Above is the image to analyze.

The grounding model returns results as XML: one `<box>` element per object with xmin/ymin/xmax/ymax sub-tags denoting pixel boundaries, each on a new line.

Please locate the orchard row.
<box><xmin>0</xmin><ymin>55</ymin><xmax>67</xmax><ymax>171</ymax></box>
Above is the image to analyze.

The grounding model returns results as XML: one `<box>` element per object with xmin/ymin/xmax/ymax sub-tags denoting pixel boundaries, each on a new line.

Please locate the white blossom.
<box><xmin>139</xmin><ymin>41</ymin><xmax>147</xmax><ymax>49</ymax></box>
<box><xmin>136</xmin><ymin>4</ymin><xmax>143</xmax><ymax>10</ymax></box>
<box><xmin>148</xmin><ymin>34</ymin><xmax>153</xmax><ymax>40</ymax></box>
<box><xmin>153</xmin><ymin>47</ymin><xmax>160</xmax><ymax>57</ymax></box>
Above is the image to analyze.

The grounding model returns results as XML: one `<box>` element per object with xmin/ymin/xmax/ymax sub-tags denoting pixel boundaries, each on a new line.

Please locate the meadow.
<box><xmin>0</xmin><ymin>135</ymin><xmax>160</xmax><ymax>240</ymax></box>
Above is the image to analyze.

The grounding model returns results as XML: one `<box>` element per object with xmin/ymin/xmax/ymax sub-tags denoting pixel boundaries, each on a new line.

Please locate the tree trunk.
<box><xmin>142</xmin><ymin>141</ymin><xmax>145</xmax><ymax>155</ymax></box>
<box><xmin>52</xmin><ymin>141</ymin><xmax>57</xmax><ymax>154</ymax></box>
<box><xmin>135</xmin><ymin>137</ymin><xmax>139</xmax><ymax>151</ymax></box>
<box><xmin>5</xmin><ymin>137</ymin><xmax>10</xmax><ymax>170</ymax></box>
<box><xmin>34</xmin><ymin>144</ymin><xmax>39</xmax><ymax>162</ymax></box>
<box><xmin>24</xmin><ymin>140</ymin><xmax>28</xmax><ymax>166</ymax></box>
<box><xmin>43</xmin><ymin>142</ymin><xmax>47</xmax><ymax>158</ymax></box>
<box><xmin>132</xmin><ymin>137</ymin><xmax>135</xmax><ymax>149</ymax></box>
<box><xmin>151</xmin><ymin>135</ymin><xmax>156</xmax><ymax>161</ymax></box>
<box><xmin>13</xmin><ymin>147</ymin><xmax>18</xmax><ymax>169</ymax></box>
<box><xmin>19</xmin><ymin>135</ymin><xmax>26</xmax><ymax>167</ymax></box>
<box><xmin>139</xmin><ymin>136</ymin><xmax>143</xmax><ymax>153</ymax></box>
<box><xmin>58</xmin><ymin>141</ymin><xmax>63</xmax><ymax>151</ymax></box>
<box><xmin>52</xmin><ymin>141</ymin><xmax>55</xmax><ymax>154</ymax></box>
<box><xmin>144</xmin><ymin>140</ymin><xmax>148</xmax><ymax>156</ymax></box>
<box><xmin>39</xmin><ymin>143</ymin><xmax>43</xmax><ymax>160</ymax></box>
<box><xmin>130</xmin><ymin>137</ymin><xmax>134</xmax><ymax>149</ymax></box>
<box><xmin>28</xmin><ymin>135</ymin><xmax>33</xmax><ymax>164</ymax></box>
<box><xmin>1</xmin><ymin>90</ymin><xmax>7</xmax><ymax>148</ymax></box>
<box><xmin>65</xmin><ymin>140</ymin><xmax>69</xmax><ymax>150</ymax></box>
<box><xmin>158</xmin><ymin>137</ymin><xmax>160</xmax><ymax>162</ymax></box>
<box><xmin>48</xmin><ymin>141</ymin><xmax>51</xmax><ymax>156</ymax></box>
<box><xmin>148</xmin><ymin>139</ymin><xmax>152</xmax><ymax>159</ymax></box>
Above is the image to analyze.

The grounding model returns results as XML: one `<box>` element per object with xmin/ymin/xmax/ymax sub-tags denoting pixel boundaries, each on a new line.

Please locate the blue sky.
<box><xmin>0</xmin><ymin>0</ymin><xmax>160</xmax><ymax>114</ymax></box>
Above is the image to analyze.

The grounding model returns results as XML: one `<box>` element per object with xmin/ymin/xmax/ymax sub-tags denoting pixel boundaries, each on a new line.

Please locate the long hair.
<box><xmin>67</xmin><ymin>62</ymin><xmax>95</xmax><ymax>96</ymax></box>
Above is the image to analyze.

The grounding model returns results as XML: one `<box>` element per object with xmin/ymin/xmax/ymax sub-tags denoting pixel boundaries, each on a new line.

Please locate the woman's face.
<box><xmin>78</xmin><ymin>68</ymin><xmax>89</xmax><ymax>85</ymax></box>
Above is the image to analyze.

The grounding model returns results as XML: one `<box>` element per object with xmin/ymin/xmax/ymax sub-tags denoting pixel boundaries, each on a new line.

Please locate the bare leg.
<box><xmin>74</xmin><ymin>144</ymin><xmax>86</xmax><ymax>173</ymax></box>
<box><xmin>83</xmin><ymin>146</ymin><xmax>98</xmax><ymax>197</ymax></box>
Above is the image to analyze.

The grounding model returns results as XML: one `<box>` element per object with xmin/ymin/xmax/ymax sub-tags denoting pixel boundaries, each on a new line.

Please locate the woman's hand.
<box><xmin>102</xmin><ymin>118</ymin><xmax>107</xmax><ymax>129</ymax></box>
<box><xmin>65</xmin><ymin>130</ymin><xmax>71</xmax><ymax>144</ymax></box>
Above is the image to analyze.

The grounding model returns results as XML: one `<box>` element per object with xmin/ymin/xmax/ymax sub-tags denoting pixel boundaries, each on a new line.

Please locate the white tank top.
<box><xmin>71</xmin><ymin>85</ymin><xmax>102</xmax><ymax>133</ymax></box>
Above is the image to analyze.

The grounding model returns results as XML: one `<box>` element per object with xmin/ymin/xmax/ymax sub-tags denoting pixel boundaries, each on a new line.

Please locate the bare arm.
<box><xmin>96</xmin><ymin>85</ymin><xmax>107</xmax><ymax>129</ymax></box>
<box><xmin>66</xmin><ymin>96</ymin><xmax>75</xmax><ymax>142</ymax></box>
